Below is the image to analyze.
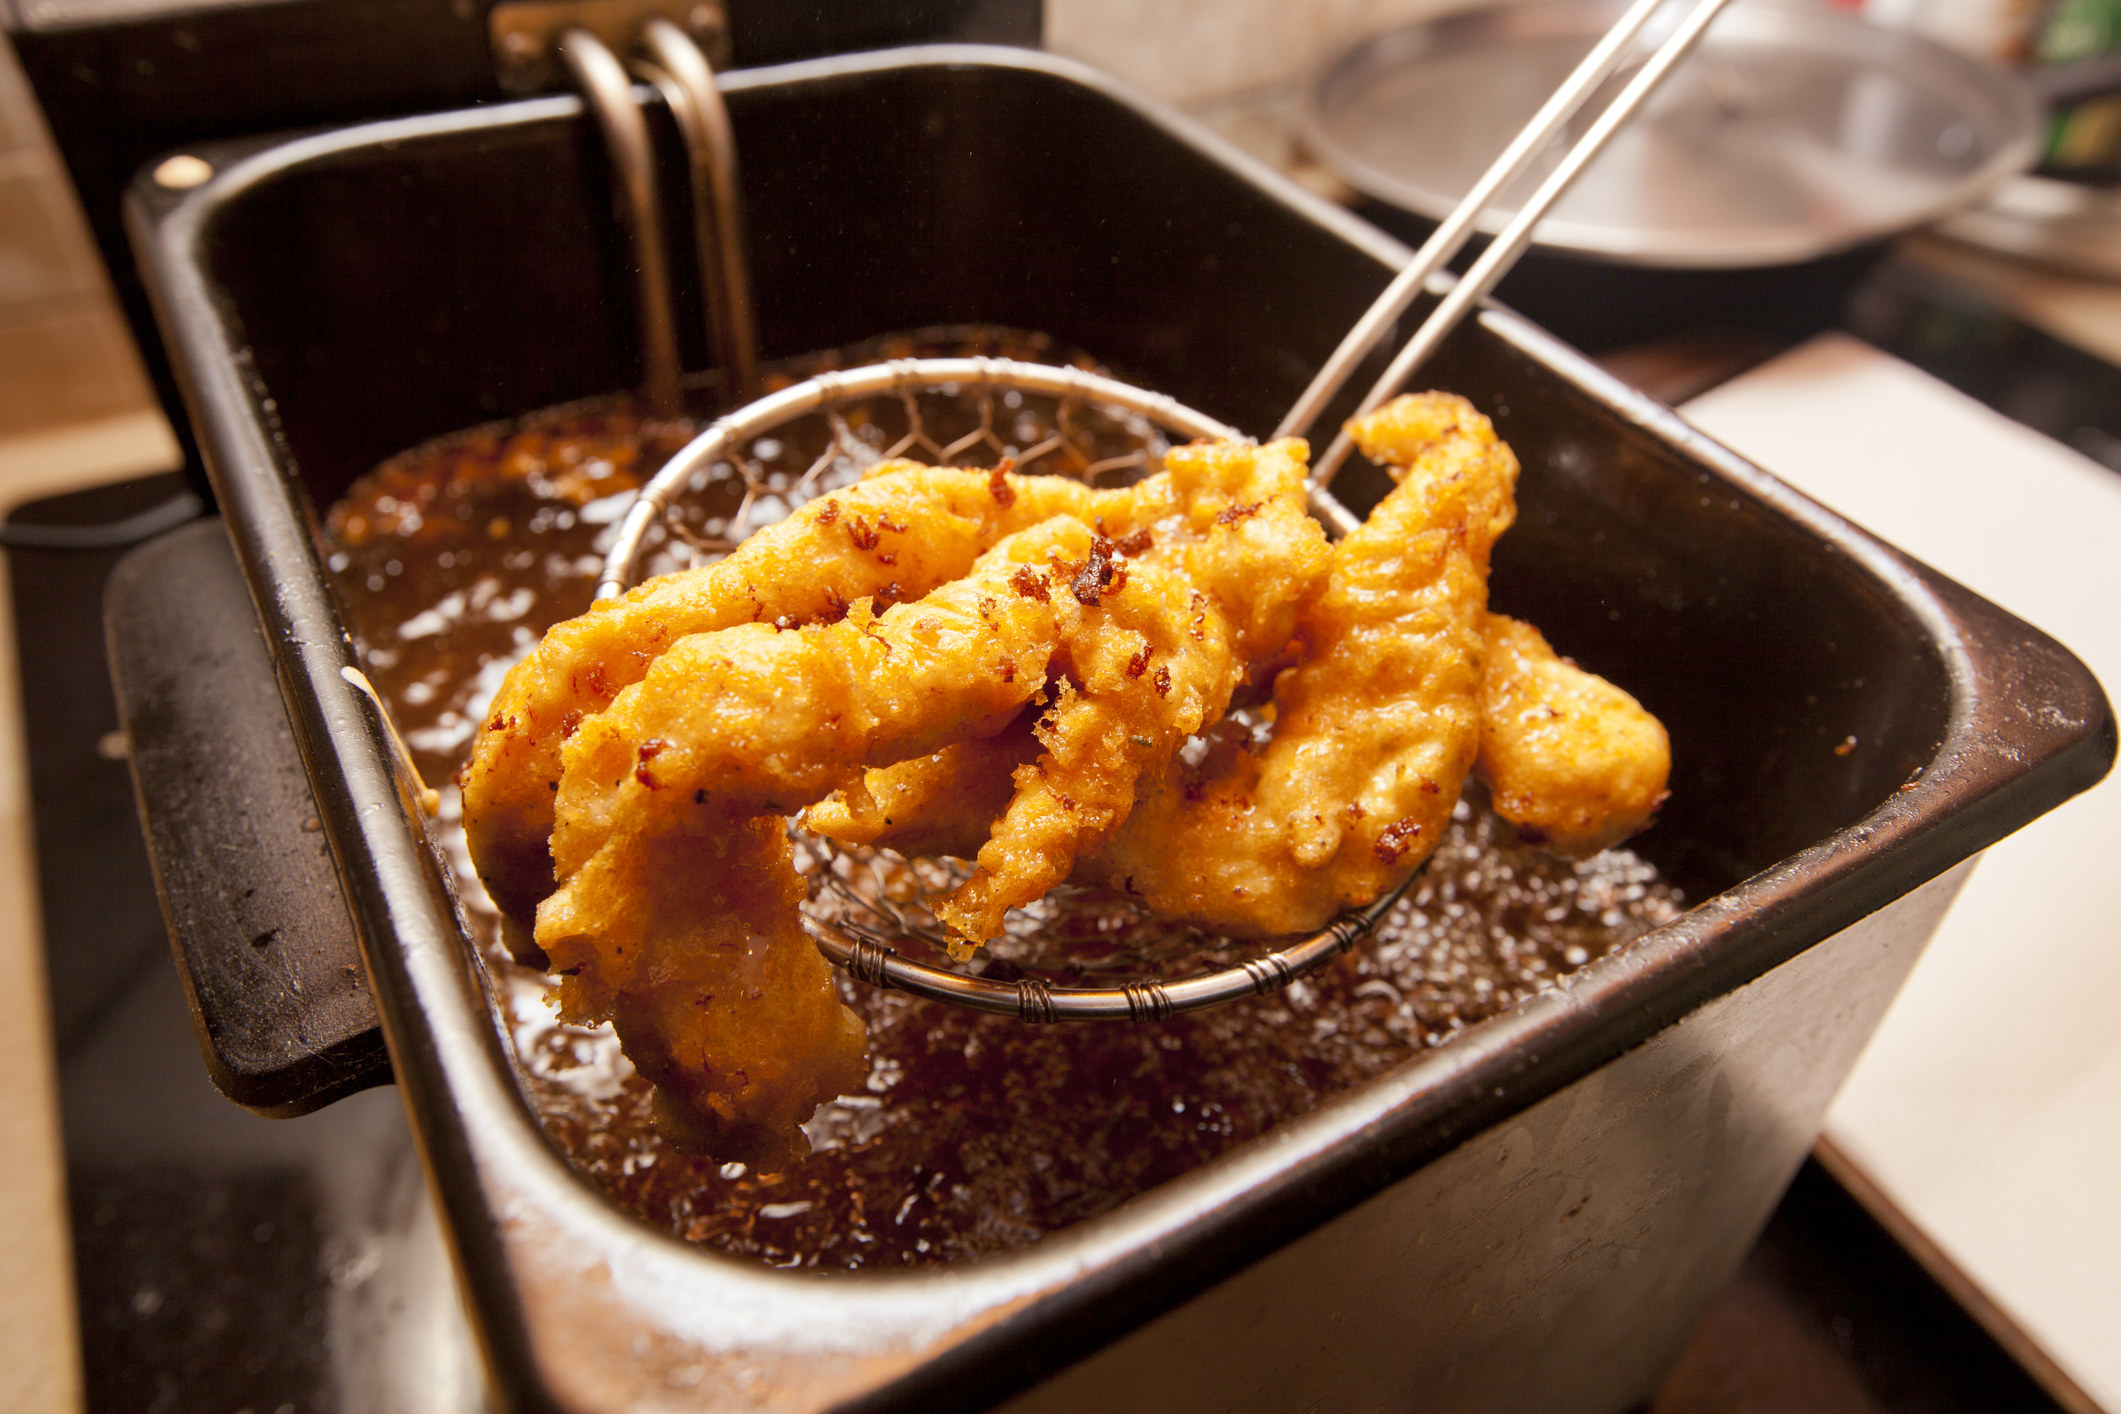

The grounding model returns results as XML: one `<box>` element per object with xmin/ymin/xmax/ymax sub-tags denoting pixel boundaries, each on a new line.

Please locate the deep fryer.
<box><xmin>112</xmin><ymin>44</ymin><xmax>2112</xmax><ymax>1414</ymax></box>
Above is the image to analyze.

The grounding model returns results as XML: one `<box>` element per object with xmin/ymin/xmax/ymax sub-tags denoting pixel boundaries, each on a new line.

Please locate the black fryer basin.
<box><xmin>121</xmin><ymin>45</ymin><xmax>2112</xmax><ymax>1414</ymax></box>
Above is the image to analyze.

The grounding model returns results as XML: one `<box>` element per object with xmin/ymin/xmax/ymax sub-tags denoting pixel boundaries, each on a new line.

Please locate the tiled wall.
<box><xmin>0</xmin><ymin>33</ymin><xmax>156</xmax><ymax>438</ymax></box>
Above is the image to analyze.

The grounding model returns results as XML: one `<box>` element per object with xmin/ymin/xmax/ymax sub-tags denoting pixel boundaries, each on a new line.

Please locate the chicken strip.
<box><xmin>544</xmin><ymin>517</ymin><xmax>1096</xmax><ymax>881</ymax></box>
<box><xmin>1478</xmin><ymin>613</ymin><xmax>1669</xmax><ymax>856</ymax></box>
<box><xmin>804</xmin><ymin>709</ymin><xmax>1042</xmax><ymax>861</ymax></box>
<box><xmin>819</xmin><ymin>614</ymin><xmax>1670</xmax><ymax>867</ymax></box>
<box><xmin>930</xmin><ymin>437</ymin><xmax>1327</xmax><ymax>947</ymax></box>
<box><xmin>536</xmin><ymin>511</ymin><xmax>1254</xmax><ymax>1146</ymax></box>
<box><xmin>803</xmin><ymin>437</ymin><xmax>1331</xmax><ymax>912</ymax></box>
<box><xmin>1076</xmin><ymin>392</ymin><xmax>1517</xmax><ymax>936</ymax></box>
<box><xmin>1088</xmin><ymin>437</ymin><xmax>1332</xmax><ymax>668</ymax></box>
<box><xmin>463</xmin><ymin>460</ymin><xmax>1135</xmax><ymax>921</ymax></box>
<box><xmin>532</xmin><ymin>519</ymin><xmax>1100</xmax><ymax>1162</ymax></box>
<box><xmin>535</xmin><ymin>812</ymin><xmax>867</xmax><ymax>1170</ymax></box>
<box><xmin>931</xmin><ymin>559</ymin><xmax>1236</xmax><ymax>949</ymax></box>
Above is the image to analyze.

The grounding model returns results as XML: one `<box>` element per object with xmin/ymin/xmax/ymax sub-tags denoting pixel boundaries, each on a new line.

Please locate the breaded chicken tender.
<box><xmin>807</xmin><ymin>619</ymin><xmax>1671</xmax><ymax>868</ymax></box>
<box><xmin>544</xmin><ymin>518</ymin><xmax>1094</xmax><ymax>881</ymax></box>
<box><xmin>804</xmin><ymin>437</ymin><xmax>1331</xmax><ymax>915</ymax></box>
<box><xmin>804</xmin><ymin>711</ymin><xmax>1042</xmax><ymax>861</ymax></box>
<box><xmin>1094</xmin><ymin>437</ymin><xmax>1332</xmax><ymax>668</ymax></box>
<box><xmin>463</xmin><ymin>461</ymin><xmax>1135</xmax><ymax>922</ymax></box>
<box><xmin>933</xmin><ymin>556</ymin><xmax>1235</xmax><ymax>950</ymax></box>
<box><xmin>1076</xmin><ymin>393</ymin><xmax>1517</xmax><ymax>935</ymax></box>
<box><xmin>471</xmin><ymin>392</ymin><xmax>1672</xmax><ymax>1167</ymax></box>
<box><xmin>534</xmin><ymin>813</ymin><xmax>866</xmax><ymax>1171</ymax></box>
<box><xmin>532</xmin><ymin>519</ymin><xmax>1097</xmax><ymax>1160</ymax></box>
<box><xmin>929</xmin><ymin>437</ymin><xmax>1328</xmax><ymax>947</ymax></box>
<box><xmin>1478</xmin><ymin>613</ymin><xmax>1669</xmax><ymax>856</ymax></box>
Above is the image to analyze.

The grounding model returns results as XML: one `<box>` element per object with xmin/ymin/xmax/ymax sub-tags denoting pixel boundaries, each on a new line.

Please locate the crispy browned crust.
<box><xmin>476</xmin><ymin>406</ymin><xmax>1671</xmax><ymax>1164</ymax></box>
<box><xmin>803</xmin><ymin>437</ymin><xmax>1331</xmax><ymax>908</ymax></box>
<box><xmin>800</xmin><ymin>710</ymin><xmax>1040</xmax><ymax>860</ymax></box>
<box><xmin>1076</xmin><ymin>393</ymin><xmax>1517</xmax><ymax>935</ymax></box>
<box><xmin>537</xmin><ymin>813</ymin><xmax>866</xmax><ymax>1171</ymax></box>
<box><xmin>461</xmin><ymin>462</ymin><xmax>1135</xmax><ymax>921</ymax></box>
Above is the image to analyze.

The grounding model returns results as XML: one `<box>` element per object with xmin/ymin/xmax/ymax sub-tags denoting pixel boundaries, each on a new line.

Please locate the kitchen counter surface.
<box><xmin>1684</xmin><ymin>332</ymin><xmax>2121</xmax><ymax>1414</ymax></box>
<box><xmin>0</xmin><ymin>410</ymin><xmax>178</xmax><ymax>1414</ymax></box>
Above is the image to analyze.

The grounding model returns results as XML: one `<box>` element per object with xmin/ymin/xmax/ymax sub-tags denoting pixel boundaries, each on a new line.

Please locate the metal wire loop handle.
<box><xmin>1275</xmin><ymin>0</ymin><xmax>1742</xmax><ymax>485</ymax></box>
<box><xmin>597</xmin><ymin>356</ymin><xmax>1370</xmax><ymax>597</ymax></box>
<box><xmin>798</xmin><ymin>876</ymin><xmax>1414</xmax><ymax>1022</ymax></box>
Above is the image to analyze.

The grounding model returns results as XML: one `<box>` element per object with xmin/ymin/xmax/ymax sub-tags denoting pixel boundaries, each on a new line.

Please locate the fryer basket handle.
<box><xmin>104</xmin><ymin>518</ymin><xmax>389</xmax><ymax>1115</ymax></box>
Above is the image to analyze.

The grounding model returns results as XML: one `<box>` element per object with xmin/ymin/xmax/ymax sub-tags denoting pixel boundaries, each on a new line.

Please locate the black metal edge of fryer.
<box><xmin>102</xmin><ymin>515</ymin><xmax>392</xmax><ymax>1116</ymax></box>
<box><xmin>117</xmin><ymin>43</ymin><xmax>2118</xmax><ymax>1414</ymax></box>
<box><xmin>121</xmin><ymin>111</ymin><xmax>570</xmax><ymax>1414</ymax></box>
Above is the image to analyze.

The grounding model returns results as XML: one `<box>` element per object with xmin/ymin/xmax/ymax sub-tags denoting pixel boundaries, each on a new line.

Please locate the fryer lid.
<box><xmin>122</xmin><ymin>45</ymin><xmax>2113</xmax><ymax>1412</ymax></box>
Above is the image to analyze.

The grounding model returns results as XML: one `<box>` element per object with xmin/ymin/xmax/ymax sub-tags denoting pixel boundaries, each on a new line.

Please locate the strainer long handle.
<box><xmin>1274</xmin><ymin>0</ymin><xmax>1672</xmax><ymax>444</ymax></box>
<box><xmin>1290</xmin><ymin>0</ymin><xmax>1740</xmax><ymax>486</ymax></box>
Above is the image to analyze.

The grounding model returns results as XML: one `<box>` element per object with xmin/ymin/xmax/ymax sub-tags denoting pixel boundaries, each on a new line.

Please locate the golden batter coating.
<box><xmin>803</xmin><ymin>437</ymin><xmax>1330</xmax><ymax>895</ymax></box>
<box><xmin>544</xmin><ymin>518</ymin><xmax>1095</xmax><ymax>881</ymax></box>
<box><xmin>1478</xmin><ymin>613</ymin><xmax>1669</xmax><ymax>856</ymax></box>
<box><xmin>547</xmin><ymin>520</ymin><xmax>1250</xmax><ymax>958</ymax></box>
<box><xmin>1076</xmin><ymin>393</ymin><xmax>1518</xmax><ymax>935</ymax></box>
<box><xmin>928</xmin><ymin>437</ymin><xmax>1326</xmax><ymax>948</ymax></box>
<box><xmin>1092</xmin><ymin>437</ymin><xmax>1331</xmax><ymax>668</ymax></box>
<box><xmin>534</xmin><ymin>813</ymin><xmax>866</xmax><ymax>1170</ymax></box>
<box><xmin>801</xmin><ymin>723</ymin><xmax>1023</xmax><ymax>861</ymax></box>
<box><xmin>532</xmin><ymin>511</ymin><xmax>1240</xmax><ymax>1149</ymax></box>
<box><xmin>532</xmin><ymin>517</ymin><xmax>1101</xmax><ymax>1162</ymax></box>
<box><xmin>472</xmin><ymin>397</ymin><xmax>1671</xmax><ymax>1166</ymax></box>
<box><xmin>802</xmin><ymin>711</ymin><xmax>1041</xmax><ymax>861</ymax></box>
<box><xmin>462</xmin><ymin>461</ymin><xmax>1134</xmax><ymax>921</ymax></box>
<box><xmin>807</xmin><ymin>624</ymin><xmax>1671</xmax><ymax>868</ymax></box>
<box><xmin>933</xmin><ymin>562</ymin><xmax>1235</xmax><ymax>950</ymax></box>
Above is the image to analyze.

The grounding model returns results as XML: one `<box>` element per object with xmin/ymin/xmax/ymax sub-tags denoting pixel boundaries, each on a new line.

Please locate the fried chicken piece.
<box><xmin>932</xmin><ymin>560</ymin><xmax>1237</xmax><ymax>950</ymax></box>
<box><xmin>534</xmin><ymin>813</ymin><xmax>866</xmax><ymax>1170</ymax></box>
<box><xmin>809</xmin><ymin>432</ymin><xmax>1673</xmax><ymax>931</ymax></box>
<box><xmin>463</xmin><ymin>460</ymin><xmax>1134</xmax><ymax>922</ymax></box>
<box><xmin>536</xmin><ymin>508</ymin><xmax>1257</xmax><ymax>1145</ymax></box>
<box><xmin>812</xmin><ymin>626</ymin><xmax>1672</xmax><ymax>868</ymax></box>
<box><xmin>544</xmin><ymin>518</ymin><xmax>1096</xmax><ymax>881</ymax></box>
<box><xmin>548</xmin><ymin>522</ymin><xmax>1238</xmax><ymax>963</ymax></box>
<box><xmin>1075</xmin><ymin>393</ymin><xmax>1517</xmax><ymax>936</ymax></box>
<box><xmin>929</xmin><ymin>437</ymin><xmax>1327</xmax><ymax>947</ymax></box>
<box><xmin>804</xmin><ymin>438</ymin><xmax>1331</xmax><ymax>907</ymax></box>
<box><xmin>1478</xmin><ymin>613</ymin><xmax>1669</xmax><ymax>856</ymax></box>
<box><xmin>1087</xmin><ymin>437</ymin><xmax>1332</xmax><ymax>668</ymax></box>
<box><xmin>526</xmin><ymin>441</ymin><xmax>1324</xmax><ymax>1148</ymax></box>
<box><xmin>801</xmin><ymin>713</ymin><xmax>1040</xmax><ymax>859</ymax></box>
<box><xmin>533</xmin><ymin>519</ymin><xmax>1102</xmax><ymax>1161</ymax></box>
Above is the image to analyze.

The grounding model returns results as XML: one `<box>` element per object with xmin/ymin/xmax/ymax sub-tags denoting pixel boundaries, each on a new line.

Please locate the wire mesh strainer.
<box><xmin>592</xmin><ymin>0</ymin><xmax>1738</xmax><ymax>1020</ymax></box>
<box><xmin>596</xmin><ymin>357</ymin><xmax>1389</xmax><ymax>1021</ymax></box>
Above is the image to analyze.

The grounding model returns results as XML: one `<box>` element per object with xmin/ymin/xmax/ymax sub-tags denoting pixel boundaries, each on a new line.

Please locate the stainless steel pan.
<box><xmin>1301</xmin><ymin>0</ymin><xmax>2114</xmax><ymax>268</ymax></box>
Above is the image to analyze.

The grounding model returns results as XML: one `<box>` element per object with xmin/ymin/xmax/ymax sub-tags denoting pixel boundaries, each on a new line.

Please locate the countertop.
<box><xmin>0</xmin><ymin>412</ymin><xmax>179</xmax><ymax>1414</ymax></box>
<box><xmin>1683</xmin><ymin>329</ymin><xmax>2121</xmax><ymax>1414</ymax></box>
